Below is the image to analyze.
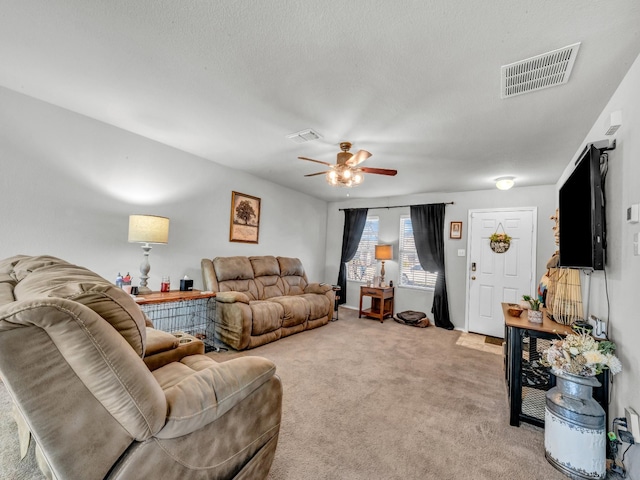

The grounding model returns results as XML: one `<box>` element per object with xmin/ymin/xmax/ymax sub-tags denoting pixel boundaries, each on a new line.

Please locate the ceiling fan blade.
<box><xmin>360</xmin><ymin>167</ymin><xmax>398</xmax><ymax>176</ymax></box>
<box><xmin>304</xmin><ymin>171</ymin><xmax>330</xmax><ymax>177</ymax></box>
<box><xmin>346</xmin><ymin>149</ymin><xmax>372</xmax><ymax>167</ymax></box>
<box><xmin>299</xmin><ymin>156</ymin><xmax>332</xmax><ymax>167</ymax></box>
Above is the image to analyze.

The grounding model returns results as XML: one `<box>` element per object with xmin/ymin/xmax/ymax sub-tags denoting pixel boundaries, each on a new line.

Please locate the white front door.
<box><xmin>466</xmin><ymin>208</ymin><xmax>537</xmax><ymax>338</ymax></box>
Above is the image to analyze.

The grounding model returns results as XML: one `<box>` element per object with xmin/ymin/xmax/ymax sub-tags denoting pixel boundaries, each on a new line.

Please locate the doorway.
<box><xmin>465</xmin><ymin>208</ymin><xmax>537</xmax><ymax>338</ymax></box>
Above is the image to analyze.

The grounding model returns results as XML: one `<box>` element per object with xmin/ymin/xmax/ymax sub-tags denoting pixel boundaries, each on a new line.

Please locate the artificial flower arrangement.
<box><xmin>489</xmin><ymin>232</ymin><xmax>511</xmax><ymax>244</ymax></box>
<box><xmin>489</xmin><ymin>232</ymin><xmax>512</xmax><ymax>253</ymax></box>
<box><xmin>541</xmin><ymin>330</ymin><xmax>622</xmax><ymax>377</ymax></box>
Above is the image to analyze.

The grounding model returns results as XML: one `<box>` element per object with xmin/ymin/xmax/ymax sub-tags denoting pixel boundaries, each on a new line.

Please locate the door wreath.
<box><xmin>490</xmin><ymin>223</ymin><xmax>511</xmax><ymax>253</ymax></box>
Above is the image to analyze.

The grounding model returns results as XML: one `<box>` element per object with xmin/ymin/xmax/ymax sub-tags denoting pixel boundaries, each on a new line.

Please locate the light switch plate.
<box><xmin>457</xmin><ymin>249</ymin><xmax>466</xmax><ymax>257</ymax></box>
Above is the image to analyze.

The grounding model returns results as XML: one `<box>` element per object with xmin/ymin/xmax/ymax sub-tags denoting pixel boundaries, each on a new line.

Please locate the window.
<box><xmin>347</xmin><ymin>216</ymin><xmax>379</xmax><ymax>282</ymax></box>
<box><xmin>399</xmin><ymin>216</ymin><xmax>438</xmax><ymax>289</ymax></box>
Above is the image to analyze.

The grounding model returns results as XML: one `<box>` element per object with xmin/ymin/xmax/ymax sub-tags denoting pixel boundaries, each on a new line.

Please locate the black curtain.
<box><xmin>410</xmin><ymin>203</ymin><xmax>454</xmax><ymax>329</ymax></box>
<box><xmin>336</xmin><ymin>208</ymin><xmax>369</xmax><ymax>305</ymax></box>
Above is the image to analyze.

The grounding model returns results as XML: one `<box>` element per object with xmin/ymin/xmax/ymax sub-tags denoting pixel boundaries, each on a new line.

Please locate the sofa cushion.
<box><xmin>300</xmin><ymin>293</ymin><xmax>331</xmax><ymax>320</ymax></box>
<box><xmin>250</xmin><ymin>301</ymin><xmax>284</xmax><ymax>335</ymax></box>
<box><xmin>282</xmin><ymin>274</ymin><xmax>308</xmax><ymax>296</ymax></box>
<box><xmin>249</xmin><ymin>256</ymin><xmax>280</xmax><ymax>277</ymax></box>
<box><xmin>254</xmin><ymin>274</ymin><xmax>286</xmax><ymax>300</ymax></box>
<box><xmin>153</xmin><ymin>355</ymin><xmax>276</xmax><ymax>439</ymax></box>
<box><xmin>277</xmin><ymin>257</ymin><xmax>305</xmax><ymax>277</ymax></box>
<box><xmin>214</xmin><ymin>256</ymin><xmax>254</xmax><ymax>282</ymax></box>
<box><xmin>269</xmin><ymin>296</ymin><xmax>309</xmax><ymax>328</ymax></box>
<box><xmin>217</xmin><ymin>279</ymin><xmax>259</xmax><ymax>301</ymax></box>
<box><xmin>0</xmin><ymin>255</ymin><xmax>28</xmax><ymax>277</ymax></box>
<box><xmin>0</xmin><ymin>283</ymin><xmax>14</xmax><ymax>306</ymax></box>
<box><xmin>11</xmin><ymin>257</ymin><xmax>148</xmax><ymax>356</ymax></box>
<box><xmin>7</xmin><ymin>255</ymin><xmax>69</xmax><ymax>282</ymax></box>
<box><xmin>47</xmin><ymin>282</ymin><xmax>148</xmax><ymax>356</ymax></box>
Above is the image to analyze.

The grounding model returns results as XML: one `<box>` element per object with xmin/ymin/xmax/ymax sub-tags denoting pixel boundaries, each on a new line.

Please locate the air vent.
<box><xmin>286</xmin><ymin>129</ymin><xmax>323</xmax><ymax>143</ymax></box>
<box><xmin>501</xmin><ymin>43</ymin><xmax>581</xmax><ymax>99</ymax></box>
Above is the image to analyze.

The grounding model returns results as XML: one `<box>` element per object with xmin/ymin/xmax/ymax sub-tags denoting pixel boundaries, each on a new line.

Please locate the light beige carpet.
<box><xmin>0</xmin><ymin>308</ymin><xmax>567</xmax><ymax>480</ymax></box>
<box><xmin>210</xmin><ymin>308</ymin><xmax>565</xmax><ymax>480</ymax></box>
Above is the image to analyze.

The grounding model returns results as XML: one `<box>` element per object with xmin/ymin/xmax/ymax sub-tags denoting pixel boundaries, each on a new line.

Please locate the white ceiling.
<box><xmin>1</xmin><ymin>1</ymin><xmax>639</xmax><ymax>202</ymax></box>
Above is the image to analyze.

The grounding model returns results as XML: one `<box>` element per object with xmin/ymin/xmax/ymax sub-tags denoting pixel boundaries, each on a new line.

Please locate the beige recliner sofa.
<box><xmin>0</xmin><ymin>255</ymin><xmax>282</xmax><ymax>480</ymax></box>
<box><xmin>201</xmin><ymin>256</ymin><xmax>334</xmax><ymax>350</ymax></box>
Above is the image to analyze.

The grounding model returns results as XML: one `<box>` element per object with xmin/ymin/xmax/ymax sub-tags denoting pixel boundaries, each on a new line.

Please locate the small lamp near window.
<box><xmin>375</xmin><ymin>244</ymin><xmax>393</xmax><ymax>286</ymax></box>
<box><xmin>128</xmin><ymin>214</ymin><xmax>170</xmax><ymax>294</ymax></box>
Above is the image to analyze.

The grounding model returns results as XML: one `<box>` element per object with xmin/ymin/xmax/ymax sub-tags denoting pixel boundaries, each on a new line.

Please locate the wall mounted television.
<box><xmin>558</xmin><ymin>144</ymin><xmax>606</xmax><ymax>270</ymax></box>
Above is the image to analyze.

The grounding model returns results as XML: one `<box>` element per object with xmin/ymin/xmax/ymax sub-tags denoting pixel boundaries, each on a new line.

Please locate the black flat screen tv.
<box><xmin>558</xmin><ymin>144</ymin><xmax>605</xmax><ymax>270</ymax></box>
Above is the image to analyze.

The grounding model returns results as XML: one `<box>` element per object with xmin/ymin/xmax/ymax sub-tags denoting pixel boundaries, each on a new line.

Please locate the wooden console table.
<box><xmin>359</xmin><ymin>286</ymin><xmax>394</xmax><ymax>323</ymax></box>
<box><xmin>502</xmin><ymin>303</ymin><xmax>608</xmax><ymax>427</ymax></box>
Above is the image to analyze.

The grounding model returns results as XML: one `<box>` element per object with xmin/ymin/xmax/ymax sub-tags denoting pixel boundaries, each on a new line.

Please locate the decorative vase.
<box><xmin>519</xmin><ymin>300</ymin><xmax>530</xmax><ymax>310</ymax></box>
<box><xmin>545</xmin><ymin>372</ymin><xmax>606</xmax><ymax>480</ymax></box>
<box><xmin>527</xmin><ymin>309</ymin><xmax>543</xmax><ymax>324</ymax></box>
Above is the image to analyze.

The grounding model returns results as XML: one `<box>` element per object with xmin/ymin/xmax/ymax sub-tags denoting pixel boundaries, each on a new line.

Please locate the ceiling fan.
<box><xmin>299</xmin><ymin>142</ymin><xmax>397</xmax><ymax>187</ymax></box>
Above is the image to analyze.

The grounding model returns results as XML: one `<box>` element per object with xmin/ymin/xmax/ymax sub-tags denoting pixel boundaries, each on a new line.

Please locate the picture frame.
<box><xmin>229</xmin><ymin>191</ymin><xmax>261</xmax><ymax>243</ymax></box>
<box><xmin>450</xmin><ymin>221</ymin><xmax>462</xmax><ymax>239</ymax></box>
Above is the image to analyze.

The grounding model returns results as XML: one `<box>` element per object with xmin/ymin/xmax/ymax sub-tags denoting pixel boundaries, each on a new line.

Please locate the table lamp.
<box><xmin>128</xmin><ymin>214</ymin><xmax>170</xmax><ymax>294</ymax></box>
<box><xmin>375</xmin><ymin>244</ymin><xmax>393</xmax><ymax>286</ymax></box>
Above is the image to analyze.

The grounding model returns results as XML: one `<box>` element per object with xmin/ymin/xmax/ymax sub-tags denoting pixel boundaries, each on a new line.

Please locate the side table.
<box><xmin>331</xmin><ymin>285</ymin><xmax>341</xmax><ymax>322</ymax></box>
<box><xmin>135</xmin><ymin>290</ymin><xmax>220</xmax><ymax>352</ymax></box>
<box><xmin>359</xmin><ymin>286</ymin><xmax>394</xmax><ymax>323</ymax></box>
<box><xmin>502</xmin><ymin>303</ymin><xmax>608</xmax><ymax>428</ymax></box>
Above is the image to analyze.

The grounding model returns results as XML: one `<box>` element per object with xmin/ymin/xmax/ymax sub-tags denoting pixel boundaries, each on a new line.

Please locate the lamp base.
<box><xmin>138</xmin><ymin>285</ymin><xmax>152</xmax><ymax>295</ymax></box>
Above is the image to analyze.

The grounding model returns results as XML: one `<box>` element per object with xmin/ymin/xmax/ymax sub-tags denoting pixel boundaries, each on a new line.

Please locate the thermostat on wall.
<box><xmin>627</xmin><ymin>204</ymin><xmax>639</xmax><ymax>224</ymax></box>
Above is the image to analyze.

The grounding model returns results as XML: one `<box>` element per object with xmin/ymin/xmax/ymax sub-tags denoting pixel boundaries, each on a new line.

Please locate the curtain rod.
<box><xmin>339</xmin><ymin>202</ymin><xmax>454</xmax><ymax>212</ymax></box>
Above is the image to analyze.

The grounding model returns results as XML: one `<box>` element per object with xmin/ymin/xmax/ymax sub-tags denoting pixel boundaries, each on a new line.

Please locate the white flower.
<box><xmin>605</xmin><ymin>354</ymin><xmax>622</xmax><ymax>375</ymax></box>
<box><xmin>541</xmin><ymin>334</ymin><xmax>621</xmax><ymax>377</ymax></box>
<box><xmin>583</xmin><ymin>350</ymin><xmax>605</xmax><ymax>365</ymax></box>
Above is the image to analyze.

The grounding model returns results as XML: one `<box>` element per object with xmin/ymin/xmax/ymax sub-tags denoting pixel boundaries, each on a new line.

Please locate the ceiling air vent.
<box><xmin>501</xmin><ymin>42</ymin><xmax>581</xmax><ymax>99</ymax></box>
<box><xmin>286</xmin><ymin>129</ymin><xmax>323</xmax><ymax>144</ymax></box>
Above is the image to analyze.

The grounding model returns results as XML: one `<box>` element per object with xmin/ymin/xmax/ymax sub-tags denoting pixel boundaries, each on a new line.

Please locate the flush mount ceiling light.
<box><xmin>495</xmin><ymin>176</ymin><xmax>515</xmax><ymax>190</ymax></box>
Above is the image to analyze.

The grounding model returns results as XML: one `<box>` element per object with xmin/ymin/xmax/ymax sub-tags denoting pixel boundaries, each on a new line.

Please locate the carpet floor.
<box><xmin>0</xmin><ymin>307</ymin><xmax>567</xmax><ymax>480</ymax></box>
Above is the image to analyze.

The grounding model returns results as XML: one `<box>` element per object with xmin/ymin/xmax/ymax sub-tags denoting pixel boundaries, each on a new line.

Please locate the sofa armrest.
<box><xmin>201</xmin><ymin>258</ymin><xmax>219</xmax><ymax>292</ymax></box>
<box><xmin>216</xmin><ymin>291</ymin><xmax>250</xmax><ymax>304</ymax></box>
<box><xmin>143</xmin><ymin>329</ymin><xmax>205</xmax><ymax>371</ymax></box>
<box><xmin>154</xmin><ymin>355</ymin><xmax>276</xmax><ymax>439</ymax></box>
<box><xmin>305</xmin><ymin>283</ymin><xmax>332</xmax><ymax>295</ymax></box>
<box><xmin>145</xmin><ymin>327</ymin><xmax>179</xmax><ymax>355</ymax></box>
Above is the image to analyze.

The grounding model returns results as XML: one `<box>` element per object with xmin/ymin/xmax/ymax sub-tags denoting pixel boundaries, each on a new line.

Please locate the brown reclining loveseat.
<box><xmin>0</xmin><ymin>255</ymin><xmax>282</xmax><ymax>479</ymax></box>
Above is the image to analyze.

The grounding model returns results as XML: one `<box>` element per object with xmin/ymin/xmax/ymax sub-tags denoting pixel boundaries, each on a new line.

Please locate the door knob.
<box><xmin>471</xmin><ymin>276</ymin><xmax>476</xmax><ymax>280</ymax></box>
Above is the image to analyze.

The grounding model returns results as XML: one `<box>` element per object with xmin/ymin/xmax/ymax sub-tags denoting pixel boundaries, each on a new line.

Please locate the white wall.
<box><xmin>0</xmin><ymin>86</ymin><xmax>328</xmax><ymax>288</ymax></box>
<box><xmin>324</xmin><ymin>185</ymin><xmax>558</xmax><ymax>330</ymax></box>
<box><xmin>557</xmin><ymin>53</ymin><xmax>640</xmax><ymax>474</ymax></box>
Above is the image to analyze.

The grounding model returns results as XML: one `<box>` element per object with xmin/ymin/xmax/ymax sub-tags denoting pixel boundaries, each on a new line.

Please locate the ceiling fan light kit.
<box><xmin>299</xmin><ymin>141</ymin><xmax>396</xmax><ymax>188</ymax></box>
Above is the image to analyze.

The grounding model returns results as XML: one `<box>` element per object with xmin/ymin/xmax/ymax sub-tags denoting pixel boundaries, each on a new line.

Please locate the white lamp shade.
<box><xmin>375</xmin><ymin>244</ymin><xmax>393</xmax><ymax>261</ymax></box>
<box><xmin>128</xmin><ymin>215</ymin><xmax>170</xmax><ymax>244</ymax></box>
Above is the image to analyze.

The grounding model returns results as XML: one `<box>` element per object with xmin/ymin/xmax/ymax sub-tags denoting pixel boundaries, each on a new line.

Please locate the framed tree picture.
<box><xmin>229</xmin><ymin>191</ymin><xmax>261</xmax><ymax>243</ymax></box>
<box><xmin>449</xmin><ymin>221</ymin><xmax>462</xmax><ymax>239</ymax></box>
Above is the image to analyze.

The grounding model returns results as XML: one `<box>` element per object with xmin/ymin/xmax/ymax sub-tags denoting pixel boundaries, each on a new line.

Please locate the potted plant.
<box><xmin>526</xmin><ymin>296</ymin><xmax>543</xmax><ymax>323</ymax></box>
<box><xmin>520</xmin><ymin>294</ymin><xmax>531</xmax><ymax>310</ymax></box>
